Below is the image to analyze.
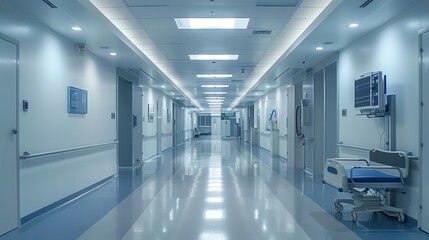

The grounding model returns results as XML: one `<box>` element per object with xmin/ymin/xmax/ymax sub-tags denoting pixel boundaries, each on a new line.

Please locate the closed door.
<box><xmin>118</xmin><ymin>78</ymin><xmax>133</xmax><ymax>167</ymax></box>
<box><xmin>0</xmin><ymin>37</ymin><xmax>18</xmax><ymax>236</ymax></box>
<box><xmin>157</xmin><ymin>100</ymin><xmax>162</xmax><ymax>154</ymax></box>
<box><xmin>172</xmin><ymin>103</ymin><xmax>177</xmax><ymax>146</ymax></box>
<box><xmin>421</xmin><ymin>30</ymin><xmax>429</xmax><ymax>233</ymax></box>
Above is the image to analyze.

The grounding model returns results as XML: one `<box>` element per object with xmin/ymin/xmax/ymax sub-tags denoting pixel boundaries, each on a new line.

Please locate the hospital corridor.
<box><xmin>2</xmin><ymin>0</ymin><xmax>429</xmax><ymax>239</ymax></box>
<box><xmin>1</xmin><ymin>137</ymin><xmax>428</xmax><ymax>240</ymax></box>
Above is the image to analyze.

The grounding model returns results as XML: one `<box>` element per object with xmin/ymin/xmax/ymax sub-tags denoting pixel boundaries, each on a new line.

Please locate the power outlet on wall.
<box><xmin>342</xmin><ymin>109</ymin><xmax>347</xmax><ymax>117</ymax></box>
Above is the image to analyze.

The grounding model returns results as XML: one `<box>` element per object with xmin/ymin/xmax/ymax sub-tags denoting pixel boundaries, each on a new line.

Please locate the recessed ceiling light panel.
<box><xmin>197</xmin><ymin>74</ymin><xmax>233</xmax><ymax>78</ymax></box>
<box><xmin>315</xmin><ymin>47</ymin><xmax>323</xmax><ymax>51</ymax></box>
<box><xmin>348</xmin><ymin>23</ymin><xmax>360</xmax><ymax>28</ymax></box>
<box><xmin>206</xmin><ymin>96</ymin><xmax>225</xmax><ymax>99</ymax></box>
<box><xmin>175</xmin><ymin>18</ymin><xmax>249</xmax><ymax>29</ymax></box>
<box><xmin>201</xmin><ymin>85</ymin><xmax>229</xmax><ymax>88</ymax></box>
<box><xmin>189</xmin><ymin>55</ymin><xmax>239</xmax><ymax>60</ymax></box>
<box><xmin>110</xmin><ymin>52</ymin><xmax>118</xmax><ymax>56</ymax></box>
<box><xmin>204</xmin><ymin>92</ymin><xmax>227</xmax><ymax>95</ymax></box>
<box><xmin>71</xmin><ymin>26</ymin><xmax>82</xmax><ymax>31</ymax></box>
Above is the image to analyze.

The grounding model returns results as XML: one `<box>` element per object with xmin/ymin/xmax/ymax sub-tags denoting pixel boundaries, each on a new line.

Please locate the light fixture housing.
<box><xmin>201</xmin><ymin>85</ymin><xmax>229</xmax><ymax>88</ymax></box>
<box><xmin>175</xmin><ymin>18</ymin><xmax>249</xmax><ymax>29</ymax></box>
<box><xmin>206</xmin><ymin>96</ymin><xmax>225</xmax><ymax>99</ymax></box>
<box><xmin>110</xmin><ymin>52</ymin><xmax>118</xmax><ymax>56</ymax></box>
<box><xmin>315</xmin><ymin>47</ymin><xmax>323</xmax><ymax>51</ymax></box>
<box><xmin>71</xmin><ymin>26</ymin><xmax>82</xmax><ymax>31</ymax></box>
<box><xmin>204</xmin><ymin>92</ymin><xmax>227</xmax><ymax>95</ymax></box>
<box><xmin>208</xmin><ymin>102</ymin><xmax>224</xmax><ymax>105</ymax></box>
<box><xmin>189</xmin><ymin>55</ymin><xmax>239</xmax><ymax>61</ymax></box>
<box><xmin>207</xmin><ymin>99</ymin><xmax>224</xmax><ymax>102</ymax></box>
<box><xmin>348</xmin><ymin>23</ymin><xmax>360</xmax><ymax>28</ymax></box>
<box><xmin>197</xmin><ymin>74</ymin><xmax>233</xmax><ymax>78</ymax></box>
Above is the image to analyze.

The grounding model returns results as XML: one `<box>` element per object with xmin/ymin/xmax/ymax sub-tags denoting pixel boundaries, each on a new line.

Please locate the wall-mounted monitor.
<box><xmin>354</xmin><ymin>71</ymin><xmax>385</xmax><ymax>114</ymax></box>
<box><xmin>68</xmin><ymin>86</ymin><xmax>87</xmax><ymax>114</ymax></box>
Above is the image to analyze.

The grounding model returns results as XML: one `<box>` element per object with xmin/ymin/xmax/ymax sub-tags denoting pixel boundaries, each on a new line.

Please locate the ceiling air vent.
<box><xmin>42</xmin><ymin>0</ymin><xmax>58</xmax><ymax>8</ymax></box>
<box><xmin>359</xmin><ymin>0</ymin><xmax>373</xmax><ymax>8</ymax></box>
<box><xmin>230</xmin><ymin>79</ymin><xmax>244</xmax><ymax>83</ymax></box>
<box><xmin>252</xmin><ymin>30</ymin><xmax>272</xmax><ymax>36</ymax></box>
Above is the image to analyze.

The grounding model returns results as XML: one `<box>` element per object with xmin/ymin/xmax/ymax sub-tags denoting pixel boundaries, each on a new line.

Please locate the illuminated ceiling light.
<box><xmin>204</xmin><ymin>92</ymin><xmax>227</xmax><ymax>95</ymax></box>
<box><xmin>208</xmin><ymin>102</ymin><xmax>223</xmax><ymax>105</ymax></box>
<box><xmin>206</xmin><ymin>197</ymin><xmax>224</xmax><ymax>203</ymax></box>
<box><xmin>197</xmin><ymin>74</ymin><xmax>233</xmax><ymax>78</ymax></box>
<box><xmin>207</xmin><ymin>100</ymin><xmax>224</xmax><ymax>102</ymax></box>
<box><xmin>71</xmin><ymin>26</ymin><xmax>82</xmax><ymax>31</ymax></box>
<box><xmin>109</xmin><ymin>52</ymin><xmax>117</xmax><ymax>56</ymax></box>
<box><xmin>348</xmin><ymin>23</ymin><xmax>360</xmax><ymax>28</ymax></box>
<box><xmin>175</xmin><ymin>18</ymin><xmax>249</xmax><ymax>29</ymax></box>
<box><xmin>315</xmin><ymin>47</ymin><xmax>323</xmax><ymax>51</ymax></box>
<box><xmin>201</xmin><ymin>85</ymin><xmax>229</xmax><ymax>88</ymax></box>
<box><xmin>266</xmin><ymin>85</ymin><xmax>270</xmax><ymax>88</ymax></box>
<box><xmin>206</xmin><ymin>96</ymin><xmax>225</xmax><ymax>99</ymax></box>
<box><xmin>189</xmin><ymin>55</ymin><xmax>239</xmax><ymax>61</ymax></box>
<box><xmin>161</xmin><ymin>85</ymin><xmax>165</xmax><ymax>88</ymax></box>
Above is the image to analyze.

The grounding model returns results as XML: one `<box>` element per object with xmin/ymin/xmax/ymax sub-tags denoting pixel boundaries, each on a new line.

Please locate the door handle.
<box><xmin>12</xmin><ymin>129</ymin><xmax>17</xmax><ymax>135</ymax></box>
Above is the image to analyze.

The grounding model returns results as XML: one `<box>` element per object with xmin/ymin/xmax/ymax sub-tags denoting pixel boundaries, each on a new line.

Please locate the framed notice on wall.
<box><xmin>148</xmin><ymin>104</ymin><xmax>154</xmax><ymax>122</ymax></box>
<box><xmin>68</xmin><ymin>86</ymin><xmax>87</xmax><ymax>114</ymax></box>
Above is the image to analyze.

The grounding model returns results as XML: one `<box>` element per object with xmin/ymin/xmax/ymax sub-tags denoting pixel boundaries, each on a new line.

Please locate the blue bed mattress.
<box><xmin>345</xmin><ymin>169</ymin><xmax>401</xmax><ymax>183</ymax></box>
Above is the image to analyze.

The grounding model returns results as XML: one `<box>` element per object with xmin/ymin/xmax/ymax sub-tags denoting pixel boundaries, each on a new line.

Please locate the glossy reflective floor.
<box><xmin>1</xmin><ymin>136</ymin><xmax>429</xmax><ymax>240</ymax></box>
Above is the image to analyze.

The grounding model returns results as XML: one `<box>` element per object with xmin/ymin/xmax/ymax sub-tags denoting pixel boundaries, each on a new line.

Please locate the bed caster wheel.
<box><xmin>397</xmin><ymin>213</ymin><xmax>405</xmax><ymax>223</ymax></box>
<box><xmin>351</xmin><ymin>212</ymin><xmax>358</xmax><ymax>222</ymax></box>
<box><xmin>334</xmin><ymin>202</ymin><xmax>343</xmax><ymax>213</ymax></box>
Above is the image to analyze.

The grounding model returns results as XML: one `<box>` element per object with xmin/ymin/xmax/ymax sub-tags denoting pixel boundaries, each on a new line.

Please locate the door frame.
<box><xmin>156</xmin><ymin>100</ymin><xmax>162</xmax><ymax>154</ymax></box>
<box><xmin>419</xmin><ymin>26</ymin><xmax>429</xmax><ymax>231</ymax></box>
<box><xmin>0</xmin><ymin>33</ymin><xmax>20</xmax><ymax>232</ymax></box>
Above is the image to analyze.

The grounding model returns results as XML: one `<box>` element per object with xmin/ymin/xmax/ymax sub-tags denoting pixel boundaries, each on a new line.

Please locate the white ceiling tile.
<box><xmin>89</xmin><ymin>0</ymin><xmax>127</xmax><ymax>7</ymax></box>
<box><xmin>292</xmin><ymin>7</ymin><xmax>325</xmax><ymax>19</ymax></box>
<box><xmin>256</xmin><ymin>0</ymin><xmax>299</xmax><ymax>7</ymax></box>
<box><xmin>98</xmin><ymin>7</ymin><xmax>135</xmax><ymax>19</ymax></box>
<box><xmin>299</xmin><ymin>0</ymin><xmax>332</xmax><ymax>8</ymax></box>
<box><xmin>124</xmin><ymin>0</ymin><xmax>169</xmax><ymax>7</ymax></box>
<box><xmin>110</xmin><ymin>18</ymin><xmax>141</xmax><ymax>29</ymax></box>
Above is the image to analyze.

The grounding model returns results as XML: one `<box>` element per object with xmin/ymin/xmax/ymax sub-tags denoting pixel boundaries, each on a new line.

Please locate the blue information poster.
<box><xmin>68</xmin><ymin>86</ymin><xmax>87</xmax><ymax>114</ymax></box>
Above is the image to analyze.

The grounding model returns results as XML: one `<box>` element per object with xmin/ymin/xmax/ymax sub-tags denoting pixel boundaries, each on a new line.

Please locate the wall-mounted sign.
<box><xmin>68</xmin><ymin>86</ymin><xmax>87</xmax><ymax>114</ymax></box>
<box><xmin>148</xmin><ymin>104</ymin><xmax>154</xmax><ymax>122</ymax></box>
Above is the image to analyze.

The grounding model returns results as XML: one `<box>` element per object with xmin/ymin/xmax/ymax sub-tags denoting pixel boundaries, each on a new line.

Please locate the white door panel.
<box><xmin>0</xmin><ymin>37</ymin><xmax>18</xmax><ymax>236</ymax></box>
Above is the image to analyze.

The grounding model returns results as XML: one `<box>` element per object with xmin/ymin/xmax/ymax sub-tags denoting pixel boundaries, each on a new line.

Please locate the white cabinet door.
<box><xmin>0</xmin><ymin>37</ymin><xmax>18</xmax><ymax>236</ymax></box>
<box><xmin>421</xmin><ymin>30</ymin><xmax>429</xmax><ymax>233</ymax></box>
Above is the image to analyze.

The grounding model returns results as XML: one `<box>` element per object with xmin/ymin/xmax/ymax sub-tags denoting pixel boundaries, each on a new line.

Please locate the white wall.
<box><xmin>253</xmin><ymin>85</ymin><xmax>289</xmax><ymax>158</ymax></box>
<box><xmin>183</xmin><ymin>108</ymin><xmax>194</xmax><ymax>140</ymax></box>
<box><xmin>142</xmin><ymin>87</ymin><xmax>157</xmax><ymax>160</ymax></box>
<box><xmin>0</xmin><ymin>2</ymin><xmax>117</xmax><ymax>217</ymax></box>
<box><xmin>338</xmin><ymin>1</ymin><xmax>429</xmax><ymax>219</ymax></box>
<box><xmin>142</xmin><ymin>87</ymin><xmax>174</xmax><ymax>160</ymax></box>
<box><xmin>161</xmin><ymin>95</ymin><xmax>173</xmax><ymax>151</ymax></box>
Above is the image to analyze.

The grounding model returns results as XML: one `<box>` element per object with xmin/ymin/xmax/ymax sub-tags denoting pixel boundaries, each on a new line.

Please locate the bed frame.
<box><xmin>323</xmin><ymin>149</ymin><xmax>409</xmax><ymax>222</ymax></box>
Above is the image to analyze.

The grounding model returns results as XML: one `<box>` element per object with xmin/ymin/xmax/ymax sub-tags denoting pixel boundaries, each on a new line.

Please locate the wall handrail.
<box><xmin>338</xmin><ymin>143</ymin><xmax>371</xmax><ymax>152</ymax></box>
<box><xmin>143</xmin><ymin>134</ymin><xmax>157</xmax><ymax>138</ymax></box>
<box><xmin>338</xmin><ymin>143</ymin><xmax>418</xmax><ymax>161</ymax></box>
<box><xmin>19</xmin><ymin>141</ymin><xmax>118</xmax><ymax>160</ymax></box>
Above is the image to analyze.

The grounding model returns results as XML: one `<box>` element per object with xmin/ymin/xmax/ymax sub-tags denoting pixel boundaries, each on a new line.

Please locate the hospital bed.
<box><xmin>323</xmin><ymin>149</ymin><xmax>409</xmax><ymax>222</ymax></box>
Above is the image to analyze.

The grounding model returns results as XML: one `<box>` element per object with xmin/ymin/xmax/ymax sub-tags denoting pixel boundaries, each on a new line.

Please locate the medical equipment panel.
<box><xmin>354</xmin><ymin>71</ymin><xmax>384</xmax><ymax>114</ymax></box>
